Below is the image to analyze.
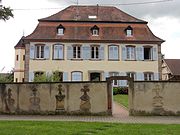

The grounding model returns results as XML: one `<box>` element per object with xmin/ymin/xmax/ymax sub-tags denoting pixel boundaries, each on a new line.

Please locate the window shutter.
<box><xmin>99</xmin><ymin>45</ymin><xmax>104</xmax><ymax>60</ymax></box>
<box><xmin>136</xmin><ymin>46</ymin><xmax>144</xmax><ymax>61</ymax></box>
<box><xmin>44</xmin><ymin>45</ymin><xmax>50</xmax><ymax>59</ymax></box>
<box><xmin>67</xmin><ymin>45</ymin><xmax>73</xmax><ymax>60</ymax></box>
<box><xmin>119</xmin><ymin>72</ymin><xmax>127</xmax><ymax>87</ymax></box>
<box><xmin>30</xmin><ymin>45</ymin><xmax>35</xmax><ymax>59</ymax></box>
<box><xmin>29</xmin><ymin>71</ymin><xmax>34</xmax><ymax>82</ymax></box>
<box><xmin>121</xmin><ymin>46</ymin><xmax>127</xmax><ymax>61</ymax></box>
<box><xmin>136</xmin><ymin>72</ymin><xmax>144</xmax><ymax>81</ymax></box>
<box><xmin>46</xmin><ymin>71</ymin><xmax>52</xmax><ymax>78</ymax></box>
<box><xmin>104</xmin><ymin>72</ymin><xmax>109</xmax><ymax>80</ymax></box>
<box><xmin>154</xmin><ymin>73</ymin><xmax>159</xmax><ymax>80</ymax></box>
<box><xmin>153</xmin><ymin>47</ymin><xmax>158</xmax><ymax>61</ymax></box>
<box><xmin>82</xmin><ymin>45</ymin><xmax>90</xmax><ymax>60</ymax></box>
<box><xmin>63</xmin><ymin>72</ymin><xmax>68</xmax><ymax>81</ymax></box>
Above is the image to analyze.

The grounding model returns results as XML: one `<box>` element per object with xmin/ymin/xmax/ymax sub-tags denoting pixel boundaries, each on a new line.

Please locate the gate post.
<box><xmin>106</xmin><ymin>78</ymin><xmax>113</xmax><ymax>115</ymax></box>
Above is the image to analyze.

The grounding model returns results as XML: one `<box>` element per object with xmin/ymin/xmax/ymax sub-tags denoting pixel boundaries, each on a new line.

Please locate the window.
<box><xmin>126</xmin><ymin>30</ymin><xmax>132</xmax><ymax>36</ymax></box>
<box><xmin>34</xmin><ymin>71</ymin><xmax>45</xmax><ymax>81</ymax></box>
<box><xmin>53</xmin><ymin>71</ymin><xmax>63</xmax><ymax>82</ymax></box>
<box><xmin>144</xmin><ymin>72</ymin><xmax>153</xmax><ymax>81</ymax></box>
<box><xmin>91</xmin><ymin>46</ymin><xmax>99</xmax><ymax>59</ymax></box>
<box><xmin>126</xmin><ymin>46</ymin><xmax>135</xmax><ymax>60</ymax></box>
<box><xmin>16</xmin><ymin>55</ymin><xmax>19</xmax><ymax>61</ymax></box>
<box><xmin>127</xmin><ymin>72</ymin><xmax>135</xmax><ymax>80</ymax></box>
<box><xmin>57</xmin><ymin>24</ymin><xmax>65</xmax><ymax>35</ymax></box>
<box><xmin>144</xmin><ymin>47</ymin><xmax>152</xmax><ymax>60</ymax></box>
<box><xmin>125</xmin><ymin>26</ymin><xmax>133</xmax><ymax>37</ymax></box>
<box><xmin>15</xmin><ymin>78</ymin><xmax>18</xmax><ymax>82</ymax></box>
<box><xmin>35</xmin><ymin>45</ymin><xmax>44</xmax><ymax>59</ymax></box>
<box><xmin>92</xmin><ymin>29</ymin><xmax>99</xmax><ymax>36</ymax></box>
<box><xmin>57</xmin><ymin>28</ymin><xmax>64</xmax><ymax>35</ymax></box>
<box><xmin>90</xmin><ymin>72</ymin><xmax>101</xmax><ymax>81</ymax></box>
<box><xmin>109</xmin><ymin>72</ymin><xmax>119</xmax><ymax>86</ymax></box>
<box><xmin>73</xmin><ymin>45</ymin><xmax>81</xmax><ymax>59</ymax></box>
<box><xmin>91</xmin><ymin>25</ymin><xmax>99</xmax><ymax>36</ymax></box>
<box><xmin>71</xmin><ymin>71</ymin><xmax>82</xmax><ymax>81</ymax></box>
<box><xmin>23</xmin><ymin>55</ymin><xmax>25</xmax><ymax>61</ymax></box>
<box><xmin>53</xmin><ymin>45</ymin><xmax>64</xmax><ymax>59</ymax></box>
<box><xmin>22</xmin><ymin>78</ymin><xmax>25</xmax><ymax>82</ymax></box>
<box><xmin>109</xmin><ymin>45</ymin><xmax>119</xmax><ymax>60</ymax></box>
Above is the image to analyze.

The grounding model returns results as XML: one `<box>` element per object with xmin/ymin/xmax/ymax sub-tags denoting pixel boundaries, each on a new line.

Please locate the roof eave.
<box><xmin>23</xmin><ymin>38</ymin><xmax>163</xmax><ymax>44</ymax></box>
<box><xmin>38</xmin><ymin>19</ymin><xmax>148</xmax><ymax>24</ymax></box>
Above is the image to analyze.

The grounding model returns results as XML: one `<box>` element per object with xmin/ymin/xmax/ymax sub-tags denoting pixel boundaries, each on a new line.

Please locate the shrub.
<box><xmin>113</xmin><ymin>87</ymin><xmax>128</xmax><ymax>95</ymax></box>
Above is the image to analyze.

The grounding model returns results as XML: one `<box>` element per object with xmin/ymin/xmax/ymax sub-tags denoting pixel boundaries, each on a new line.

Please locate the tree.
<box><xmin>33</xmin><ymin>71</ymin><xmax>62</xmax><ymax>82</ymax></box>
<box><xmin>0</xmin><ymin>73</ymin><xmax>13</xmax><ymax>83</ymax></box>
<box><xmin>0</xmin><ymin>0</ymin><xmax>13</xmax><ymax>21</ymax></box>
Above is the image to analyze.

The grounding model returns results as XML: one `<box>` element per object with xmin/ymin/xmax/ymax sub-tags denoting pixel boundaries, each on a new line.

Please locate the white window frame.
<box><xmin>126</xmin><ymin>46</ymin><xmax>135</xmax><ymax>60</ymax></box>
<box><xmin>73</xmin><ymin>45</ymin><xmax>81</xmax><ymax>59</ymax></box>
<box><xmin>91</xmin><ymin>46</ymin><xmax>99</xmax><ymax>59</ymax></box>
<box><xmin>35</xmin><ymin>45</ymin><xmax>44</xmax><ymax>59</ymax></box>
<box><xmin>127</xmin><ymin>72</ymin><xmax>136</xmax><ymax>80</ymax></box>
<box><xmin>53</xmin><ymin>44</ymin><xmax>64</xmax><ymax>59</ymax></box>
<box><xmin>144</xmin><ymin>72</ymin><xmax>154</xmax><ymax>81</ymax></box>
<box><xmin>57</xmin><ymin>28</ymin><xmax>64</xmax><ymax>35</ymax></box>
<box><xmin>126</xmin><ymin>29</ymin><xmax>132</xmax><ymax>37</ymax></box>
<box><xmin>108</xmin><ymin>45</ymin><xmax>119</xmax><ymax>60</ymax></box>
<box><xmin>92</xmin><ymin>29</ymin><xmax>99</xmax><ymax>36</ymax></box>
<box><xmin>144</xmin><ymin>47</ymin><xmax>153</xmax><ymax>60</ymax></box>
<box><xmin>71</xmin><ymin>71</ymin><xmax>82</xmax><ymax>81</ymax></box>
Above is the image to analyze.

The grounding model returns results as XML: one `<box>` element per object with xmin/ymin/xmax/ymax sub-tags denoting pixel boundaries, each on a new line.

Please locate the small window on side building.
<box><xmin>16</xmin><ymin>55</ymin><xmax>19</xmax><ymax>61</ymax></box>
<box><xmin>23</xmin><ymin>55</ymin><xmax>25</xmax><ymax>61</ymax></box>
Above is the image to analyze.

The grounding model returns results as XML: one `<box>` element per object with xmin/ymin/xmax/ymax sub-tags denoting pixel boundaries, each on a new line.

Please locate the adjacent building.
<box><xmin>162</xmin><ymin>59</ymin><xmax>180</xmax><ymax>80</ymax></box>
<box><xmin>14</xmin><ymin>5</ymin><xmax>164</xmax><ymax>85</ymax></box>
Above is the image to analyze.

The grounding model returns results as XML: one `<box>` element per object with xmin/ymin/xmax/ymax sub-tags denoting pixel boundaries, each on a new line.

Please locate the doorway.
<box><xmin>90</xmin><ymin>72</ymin><xmax>101</xmax><ymax>81</ymax></box>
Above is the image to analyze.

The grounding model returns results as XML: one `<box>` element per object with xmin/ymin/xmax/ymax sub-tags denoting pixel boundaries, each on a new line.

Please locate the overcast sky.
<box><xmin>0</xmin><ymin>0</ymin><xmax>179</xmax><ymax>72</ymax></box>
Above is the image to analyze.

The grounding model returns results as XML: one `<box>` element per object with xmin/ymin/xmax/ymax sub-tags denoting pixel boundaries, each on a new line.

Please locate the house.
<box><xmin>14</xmin><ymin>5</ymin><xmax>164</xmax><ymax>85</ymax></box>
<box><xmin>162</xmin><ymin>59</ymin><xmax>180</xmax><ymax>80</ymax></box>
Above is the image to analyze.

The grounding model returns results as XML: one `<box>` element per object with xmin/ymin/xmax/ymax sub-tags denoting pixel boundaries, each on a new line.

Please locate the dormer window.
<box><xmin>125</xmin><ymin>26</ymin><xmax>133</xmax><ymax>37</ymax></box>
<box><xmin>57</xmin><ymin>24</ymin><xmax>65</xmax><ymax>35</ymax></box>
<box><xmin>91</xmin><ymin>25</ymin><xmax>99</xmax><ymax>36</ymax></box>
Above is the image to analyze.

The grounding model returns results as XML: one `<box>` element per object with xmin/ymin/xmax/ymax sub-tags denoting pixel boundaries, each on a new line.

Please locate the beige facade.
<box><xmin>14</xmin><ymin>49</ymin><xmax>25</xmax><ymax>82</ymax></box>
<box><xmin>28</xmin><ymin>42</ymin><xmax>159</xmax><ymax>82</ymax></box>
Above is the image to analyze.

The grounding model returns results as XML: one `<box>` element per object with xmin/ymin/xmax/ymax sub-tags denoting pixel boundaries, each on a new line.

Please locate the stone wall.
<box><xmin>129</xmin><ymin>81</ymin><xmax>180</xmax><ymax>116</ymax></box>
<box><xmin>0</xmin><ymin>82</ymin><xmax>110</xmax><ymax>115</ymax></box>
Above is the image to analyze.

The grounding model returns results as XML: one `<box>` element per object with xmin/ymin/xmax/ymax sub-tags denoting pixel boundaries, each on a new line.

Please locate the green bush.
<box><xmin>113</xmin><ymin>87</ymin><xmax>128</xmax><ymax>95</ymax></box>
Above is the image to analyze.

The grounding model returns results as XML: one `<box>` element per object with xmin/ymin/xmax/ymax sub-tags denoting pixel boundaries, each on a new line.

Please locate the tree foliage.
<box><xmin>0</xmin><ymin>73</ymin><xmax>14</xmax><ymax>83</ymax></box>
<box><xmin>33</xmin><ymin>71</ymin><xmax>62</xmax><ymax>82</ymax></box>
<box><xmin>0</xmin><ymin>5</ymin><xmax>13</xmax><ymax>21</ymax></box>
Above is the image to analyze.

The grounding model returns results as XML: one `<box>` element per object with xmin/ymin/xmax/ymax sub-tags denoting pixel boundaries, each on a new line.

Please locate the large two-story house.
<box><xmin>14</xmin><ymin>5</ymin><xmax>164</xmax><ymax>86</ymax></box>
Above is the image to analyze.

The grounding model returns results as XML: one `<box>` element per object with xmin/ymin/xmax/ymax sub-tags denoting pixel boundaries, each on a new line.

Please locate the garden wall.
<box><xmin>0</xmin><ymin>82</ymin><xmax>111</xmax><ymax>115</ymax></box>
<box><xmin>129</xmin><ymin>81</ymin><xmax>180</xmax><ymax>116</ymax></box>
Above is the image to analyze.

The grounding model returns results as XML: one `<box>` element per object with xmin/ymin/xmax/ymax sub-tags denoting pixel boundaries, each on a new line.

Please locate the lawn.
<box><xmin>113</xmin><ymin>94</ymin><xmax>128</xmax><ymax>108</ymax></box>
<box><xmin>0</xmin><ymin>121</ymin><xmax>179</xmax><ymax>135</ymax></box>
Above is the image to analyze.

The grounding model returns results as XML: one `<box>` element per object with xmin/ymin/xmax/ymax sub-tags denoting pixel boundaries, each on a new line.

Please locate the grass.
<box><xmin>0</xmin><ymin>121</ymin><xmax>179</xmax><ymax>135</ymax></box>
<box><xmin>113</xmin><ymin>94</ymin><xmax>128</xmax><ymax>108</ymax></box>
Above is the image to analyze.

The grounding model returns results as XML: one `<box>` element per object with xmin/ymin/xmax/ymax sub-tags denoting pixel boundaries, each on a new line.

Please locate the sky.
<box><xmin>0</xmin><ymin>0</ymin><xmax>180</xmax><ymax>72</ymax></box>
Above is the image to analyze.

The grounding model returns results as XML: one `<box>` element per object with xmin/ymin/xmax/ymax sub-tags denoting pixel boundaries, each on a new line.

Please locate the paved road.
<box><xmin>0</xmin><ymin>102</ymin><xmax>180</xmax><ymax>124</ymax></box>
